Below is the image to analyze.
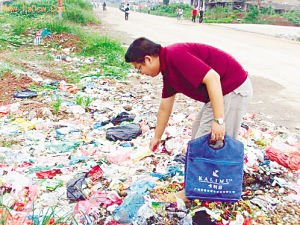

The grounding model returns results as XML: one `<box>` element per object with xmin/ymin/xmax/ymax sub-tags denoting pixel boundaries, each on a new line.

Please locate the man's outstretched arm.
<box><xmin>150</xmin><ymin>95</ymin><xmax>176</xmax><ymax>150</ymax></box>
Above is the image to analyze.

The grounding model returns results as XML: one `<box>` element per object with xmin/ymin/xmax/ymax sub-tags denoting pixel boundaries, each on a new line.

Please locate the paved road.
<box><xmin>96</xmin><ymin>7</ymin><xmax>300</xmax><ymax>131</ymax></box>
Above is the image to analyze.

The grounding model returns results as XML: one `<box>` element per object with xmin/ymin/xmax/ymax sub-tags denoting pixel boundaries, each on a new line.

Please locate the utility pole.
<box><xmin>58</xmin><ymin>0</ymin><xmax>63</xmax><ymax>19</ymax></box>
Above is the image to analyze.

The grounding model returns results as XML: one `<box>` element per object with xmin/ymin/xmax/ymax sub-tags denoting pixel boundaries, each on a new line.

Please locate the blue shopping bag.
<box><xmin>184</xmin><ymin>134</ymin><xmax>244</xmax><ymax>202</ymax></box>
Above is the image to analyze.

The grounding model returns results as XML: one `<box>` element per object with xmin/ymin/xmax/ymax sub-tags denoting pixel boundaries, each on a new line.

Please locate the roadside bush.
<box><xmin>35</xmin><ymin>17</ymin><xmax>74</xmax><ymax>33</ymax></box>
<box><xmin>65</xmin><ymin>0</ymin><xmax>92</xmax><ymax>10</ymax></box>
<box><xmin>204</xmin><ymin>7</ymin><xmax>236</xmax><ymax>23</ymax></box>
<box><xmin>150</xmin><ymin>3</ymin><xmax>192</xmax><ymax>18</ymax></box>
<box><xmin>81</xmin><ymin>36</ymin><xmax>122</xmax><ymax>56</ymax></box>
<box><xmin>283</xmin><ymin>11</ymin><xmax>300</xmax><ymax>25</ymax></box>
<box><xmin>12</xmin><ymin>17</ymin><xmax>31</xmax><ymax>35</ymax></box>
<box><xmin>243</xmin><ymin>5</ymin><xmax>259</xmax><ymax>23</ymax></box>
<box><xmin>64</xmin><ymin>0</ymin><xmax>98</xmax><ymax>24</ymax></box>
<box><xmin>64</xmin><ymin>6</ymin><xmax>98</xmax><ymax>24</ymax></box>
<box><xmin>260</xmin><ymin>6</ymin><xmax>275</xmax><ymax>15</ymax></box>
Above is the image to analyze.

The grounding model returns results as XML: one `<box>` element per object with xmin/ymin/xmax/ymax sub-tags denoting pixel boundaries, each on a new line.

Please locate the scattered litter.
<box><xmin>13</xmin><ymin>90</ymin><xmax>38</xmax><ymax>99</ymax></box>
<box><xmin>1</xmin><ymin>71</ymin><xmax>299</xmax><ymax>224</ymax></box>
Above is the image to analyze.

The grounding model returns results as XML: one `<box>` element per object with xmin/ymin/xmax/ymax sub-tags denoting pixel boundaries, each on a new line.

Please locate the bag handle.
<box><xmin>208</xmin><ymin>134</ymin><xmax>226</xmax><ymax>150</ymax></box>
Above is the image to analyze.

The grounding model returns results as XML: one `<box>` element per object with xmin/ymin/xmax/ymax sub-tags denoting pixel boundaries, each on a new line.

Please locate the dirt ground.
<box><xmin>0</xmin><ymin>73</ymin><xmax>36</xmax><ymax>105</ymax></box>
<box><xmin>0</xmin><ymin>33</ymin><xmax>80</xmax><ymax>105</ymax></box>
<box><xmin>260</xmin><ymin>15</ymin><xmax>296</xmax><ymax>26</ymax></box>
<box><xmin>96</xmin><ymin>7</ymin><xmax>300</xmax><ymax>133</ymax></box>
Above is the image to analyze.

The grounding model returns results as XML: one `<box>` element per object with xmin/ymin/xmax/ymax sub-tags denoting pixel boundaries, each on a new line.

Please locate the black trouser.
<box><xmin>125</xmin><ymin>13</ymin><xmax>129</xmax><ymax>20</ymax></box>
<box><xmin>199</xmin><ymin>12</ymin><xmax>203</xmax><ymax>23</ymax></box>
<box><xmin>192</xmin><ymin>16</ymin><xmax>196</xmax><ymax>22</ymax></box>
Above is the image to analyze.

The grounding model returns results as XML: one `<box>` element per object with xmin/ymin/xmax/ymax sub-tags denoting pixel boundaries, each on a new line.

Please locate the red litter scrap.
<box><xmin>266</xmin><ymin>142</ymin><xmax>300</xmax><ymax>170</ymax></box>
<box><xmin>36</xmin><ymin>169</ymin><xmax>62</xmax><ymax>179</ymax></box>
<box><xmin>86</xmin><ymin>165</ymin><xmax>104</xmax><ymax>181</ymax></box>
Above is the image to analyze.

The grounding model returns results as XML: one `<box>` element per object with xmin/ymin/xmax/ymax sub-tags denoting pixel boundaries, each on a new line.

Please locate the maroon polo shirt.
<box><xmin>159</xmin><ymin>43</ymin><xmax>248</xmax><ymax>103</ymax></box>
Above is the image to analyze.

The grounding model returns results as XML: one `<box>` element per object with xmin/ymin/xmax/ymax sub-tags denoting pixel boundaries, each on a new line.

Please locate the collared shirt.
<box><xmin>159</xmin><ymin>43</ymin><xmax>248</xmax><ymax>103</ymax></box>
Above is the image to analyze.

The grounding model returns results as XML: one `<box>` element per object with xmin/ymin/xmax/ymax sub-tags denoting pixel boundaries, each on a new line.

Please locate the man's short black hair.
<box><xmin>125</xmin><ymin>37</ymin><xmax>161</xmax><ymax>63</ymax></box>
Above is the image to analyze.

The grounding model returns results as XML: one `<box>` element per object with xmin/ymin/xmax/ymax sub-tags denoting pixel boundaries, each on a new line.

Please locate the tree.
<box><xmin>163</xmin><ymin>0</ymin><xmax>170</xmax><ymax>6</ymax></box>
<box><xmin>257</xmin><ymin>0</ymin><xmax>261</xmax><ymax>12</ymax></box>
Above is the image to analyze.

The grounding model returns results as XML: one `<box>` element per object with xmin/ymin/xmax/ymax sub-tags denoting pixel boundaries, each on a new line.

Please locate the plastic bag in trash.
<box><xmin>13</xmin><ymin>90</ymin><xmax>38</xmax><ymax>99</ymax></box>
<box><xmin>111</xmin><ymin>112</ymin><xmax>136</xmax><ymax>125</ymax></box>
<box><xmin>265</xmin><ymin>142</ymin><xmax>300</xmax><ymax>170</ymax></box>
<box><xmin>36</xmin><ymin>28</ymin><xmax>51</xmax><ymax>37</ymax></box>
<box><xmin>106</xmin><ymin>123</ymin><xmax>142</xmax><ymax>141</ymax></box>
<box><xmin>114</xmin><ymin>180</ymin><xmax>155</xmax><ymax>223</ymax></box>
<box><xmin>66</xmin><ymin>174</ymin><xmax>87</xmax><ymax>201</ymax></box>
<box><xmin>113</xmin><ymin>192</ymin><xmax>145</xmax><ymax>224</ymax></box>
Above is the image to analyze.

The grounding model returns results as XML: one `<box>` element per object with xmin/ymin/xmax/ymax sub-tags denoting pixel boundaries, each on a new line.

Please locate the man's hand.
<box><xmin>149</xmin><ymin>138</ymin><xmax>161</xmax><ymax>151</ymax></box>
<box><xmin>150</xmin><ymin>96</ymin><xmax>175</xmax><ymax>152</ymax></box>
<box><xmin>211</xmin><ymin>122</ymin><xmax>225</xmax><ymax>141</ymax></box>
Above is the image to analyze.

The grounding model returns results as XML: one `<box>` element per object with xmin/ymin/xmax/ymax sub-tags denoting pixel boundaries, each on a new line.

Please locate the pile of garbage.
<box><xmin>0</xmin><ymin>72</ymin><xmax>299</xmax><ymax>224</ymax></box>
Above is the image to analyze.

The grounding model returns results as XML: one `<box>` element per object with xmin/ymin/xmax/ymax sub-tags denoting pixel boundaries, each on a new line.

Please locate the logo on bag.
<box><xmin>196</xmin><ymin>172</ymin><xmax>235</xmax><ymax>194</ymax></box>
<box><xmin>212</xmin><ymin>170</ymin><xmax>219</xmax><ymax>177</ymax></box>
<box><xmin>198</xmin><ymin>176</ymin><xmax>233</xmax><ymax>185</ymax></box>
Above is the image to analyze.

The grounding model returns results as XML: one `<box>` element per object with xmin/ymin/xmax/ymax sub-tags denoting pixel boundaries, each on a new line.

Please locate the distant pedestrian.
<box><xmin>192</xmin><ymin>7</ymin><xmax>197</xmax><ymax>23</ymax></box>
<box><xmin>102</xmin><ymin>1</ymin><xmax>106</xmax><ymax>11</ymax></box>
<box><xmin>199</xmin><ymin>7</ymin><xmax>204</xmax><ymax>23</ymax></box>
<box><xmin>125</xmin><ymin>3</ymin><xmax>130</xmax><ymax>20</ymax></box>
<box><xmin>177</xmin><ymin>8</ymin><xmax>183</xmax><ymax>20</ymax></box>
<box><xmin>92</xmin><ymin>0</ymin><xmax>99</xmax><ymax>8</ymax></box>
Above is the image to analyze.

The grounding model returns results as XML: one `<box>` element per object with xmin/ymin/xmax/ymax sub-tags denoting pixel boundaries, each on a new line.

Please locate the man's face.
<box><xmin>132</xmin><ymin>55</ymin><xmax>160</xmax><ymax>77</ymax></box>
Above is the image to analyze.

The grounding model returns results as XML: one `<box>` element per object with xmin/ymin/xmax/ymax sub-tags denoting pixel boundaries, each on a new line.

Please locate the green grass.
<box><xmin>64</xmin><ymin>4</ymin><xmax>98</xmax><ymax>24</ymax></box>
<box><xmin>74</xmin><ymin>95</ymin><xmax>93</xmax><ymax>109</ymax></box>
<box><xmin>65</xmin><ymin>0</ymin><xmax>93</xmax><ymax>10</ymax></box>
<box><xmin>0</xmin><ymin>65</ymin><xmax>12</xmax><ymax>78</ymax></box>
<box><xmin>79</xmin><ymin>35</ymin><xmax>130</xmax><ymax>78</ymax></box>
<box><xmin>29</xmin><ymin>205</ymin><xmax>78</xmax><ymax>225</ymax></box>
<box><xmin>62</xmin><ymin>69</ymin><xmax>82</xmax><ymax>83</ymax></box>
<box><xmin>83</xmin><ymin>96</ymin><xmax>92</xmax><ymax>108</ymax></box>
<box><xmin>36</xmin><ymin>19</ymin><xmax>74</xmax><ymax>33</ymax></box>
<box><xmin>52</xmin><ymin>96</ymin><xmax>62</xmax><ymax>114</ymax></box>
<box><xmin>1</xmin><ymin>195</ymin><xmax>79</xmax><ymax>225</ymax></box>
<box><xmin>204</xmin><ymin>7</ymin><xmax>237</xmax><ymax>23</ymax></box>
<box><xmin>75</xmin><ymin>95</ymin><xmax>84</xmax><ymax>106</ymax></box>
<box><xmin>12</xmin><ymin>17</ymin><xmax>32</xmax><ymax>35</ymax></box>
